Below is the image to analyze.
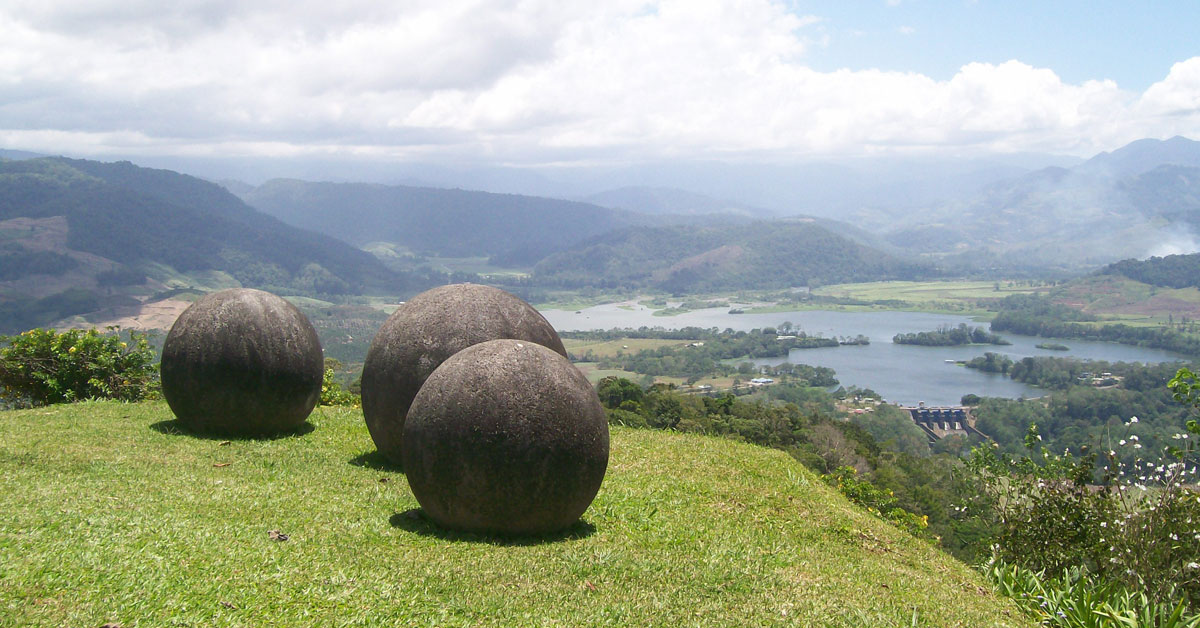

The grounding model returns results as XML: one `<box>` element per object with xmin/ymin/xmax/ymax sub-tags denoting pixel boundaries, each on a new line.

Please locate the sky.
<box><xmin>1</xmin><ymin>0</ymin><xmax>1198</xmax><ymax>168</ymax></box>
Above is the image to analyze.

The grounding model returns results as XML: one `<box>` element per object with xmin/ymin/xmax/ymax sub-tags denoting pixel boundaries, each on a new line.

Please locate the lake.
<box><xmin>540</xmin><ymin>303</ymin><xmax>1189</xmax><ymax>406</ymax></box>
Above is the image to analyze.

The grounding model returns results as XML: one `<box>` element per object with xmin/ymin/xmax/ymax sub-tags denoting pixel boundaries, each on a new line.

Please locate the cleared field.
<box><xmin>424</xmin><ymin>256</ymin><xmax>531</xmax><ymax>278</ymax></box>
<box><xmin>573</xmin><ymin>362</ymin><xmax>644</xmax><ymax>383</ymax></box>
<box><xmin>815</xmin><ymin>280</ymin><xmax>1040</xmax><ymax>303</ymax></box>
<box><xmin>562</xmin><ymin>337</ymin><xmax>692</xmax><ymax>359</ymax></box>
<box><xmin>1053</xmin><ymin>275</ymin><xmax>1200</xmax><ymax>322</ymax></box>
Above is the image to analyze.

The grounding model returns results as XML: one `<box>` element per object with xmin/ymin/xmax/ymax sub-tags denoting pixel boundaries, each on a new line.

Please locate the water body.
<box><xmin>541</xmin><ymin>303</ymin><xmax>1189</xmax><ymax>406</ymax></box>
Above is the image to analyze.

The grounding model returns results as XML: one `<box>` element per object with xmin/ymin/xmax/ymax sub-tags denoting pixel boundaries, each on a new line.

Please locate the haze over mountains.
<box><xmin>1</xmin><ymin>135</ymin><xmax>1198</xmax><ymax>331</ymax></box>
<box><xmin>884</xmin><ymin>136</ymin><xmax>1200</xmax><ymax>271</ymax></box>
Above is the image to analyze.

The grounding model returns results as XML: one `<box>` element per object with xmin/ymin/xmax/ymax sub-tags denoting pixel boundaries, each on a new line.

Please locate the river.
<box><xmin>540</xmin><ymin>302</ymin><xmax>1189</xmax><ymax>406</ymax></box>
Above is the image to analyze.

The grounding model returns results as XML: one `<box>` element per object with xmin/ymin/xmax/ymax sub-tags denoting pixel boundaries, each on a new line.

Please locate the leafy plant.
<box><xmin>987</xmin><ymin>560</ymin><xmax>1200</xmax><ymax>628</ymax></box>
<box><xmin>824</xmin><ymin>465</ymin><xmax>930</xmax><ymax>538</ymax></box>
<box><xmin>0</xmin><ymin>327</ymin><xmax>158</xmax><ymax>407</ymax></box>
<box><xmin>964</xmin><ymin>368</ymin><xmax>1200</xmax><ymax>615</ymax></box>
<box><xmin>319</xmin><ymin>358</ymin><xmax>360</xmax><ymax>407</ymax></box>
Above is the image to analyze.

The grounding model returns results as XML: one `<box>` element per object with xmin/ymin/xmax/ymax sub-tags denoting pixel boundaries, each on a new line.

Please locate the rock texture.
<box><xmin>402</xmin><ymin>339</ymin><xmax>609</xmax><ymax>535</ymax></box>
<box><xmin>160</xmin><ymin>288</ymin><xmax>323</xmax><ymax>435</ymax></box>
<box><xmin>360</xmin><ymin>283</ymin><xmax>566</xmax><ymax>464</ymax></box>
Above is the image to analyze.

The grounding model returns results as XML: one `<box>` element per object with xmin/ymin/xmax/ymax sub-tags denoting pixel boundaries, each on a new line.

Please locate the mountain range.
<box><xmin>0</xmin><ymin>157</ymin><xmax>399</xmax><ymax>332</ymax></box>
<box><xmin>2</xmin><ymin>135</ymin><xmax>1199</xmax><ymax>332</ymax></box>
<box><xmin>882</xmin><ymin>136</ymin><xmax>1200</xmax><ymax>272</ymax></box>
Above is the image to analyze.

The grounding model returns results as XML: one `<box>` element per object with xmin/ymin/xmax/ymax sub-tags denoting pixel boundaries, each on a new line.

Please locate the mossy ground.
<box><xmin>0</xmin><ymin>402</ymin><xmax>1028</xmax><ymax>627</ymax></box>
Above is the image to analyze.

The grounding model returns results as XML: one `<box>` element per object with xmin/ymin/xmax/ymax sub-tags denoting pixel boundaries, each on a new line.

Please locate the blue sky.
<box><xmin>0</xmin><ymin>0</ymin><xmax>1197</xmax><ymax>165</ymax></box>
<box><xmin>804</xmin><ymin>1</ymin><xmax>1198</xmax><ymax>90</ymax></box>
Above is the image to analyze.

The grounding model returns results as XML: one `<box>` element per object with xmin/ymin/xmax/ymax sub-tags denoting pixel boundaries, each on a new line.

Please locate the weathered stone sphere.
<box><xmin>360</xmin><ymin>283</ymin><xmax>567</xmax><ymax>464</ymax></box>
<box><xmin>402</xmin><ymin>339</ymin><xmax>609</xmax><ymax>535</ymax></box>
<box><xmin>161</xmin><ymin>288</ymin><xmax>323</xmax><ymax>436</ymax></box>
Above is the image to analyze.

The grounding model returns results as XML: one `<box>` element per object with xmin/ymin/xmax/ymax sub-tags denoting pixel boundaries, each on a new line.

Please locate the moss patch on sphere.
<box><xmin>160</xmin><ymin>288</ymin><xmax>323</xmax><ymax>436</ymax></box>
<box><xmin>360</xmin><ymin>283</ymin><xmax>566</xmax><ymax>464</ymax></box>
<box><xmin>403</xmin><ymin>339</ymin><xmax>609</xmax><ymax>536</ymax></box>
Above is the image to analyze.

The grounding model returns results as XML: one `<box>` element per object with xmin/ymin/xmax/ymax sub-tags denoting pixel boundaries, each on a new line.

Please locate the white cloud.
<box><xmin>0</xmin><ymin>1</ymin><xmax>1197</xmax><ymax>165</ymax></box>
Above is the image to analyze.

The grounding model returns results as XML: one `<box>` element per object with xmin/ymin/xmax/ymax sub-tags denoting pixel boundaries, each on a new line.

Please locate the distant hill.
<box><xmin>580</xmin><ymin>186</ymin><xmax>769</xmax><ymax>218</ymax></box>
<box><xmin>533</xmin><ymin>220</ymin><xmax>935</xmax><ymax>291</ymax></box>
<box><xmin>883</xmin><ymin>137</ymin><xmax>1200</xmax><ymax>272</ymax></box>
<box><xmin>239</xmin><ymin>179</ymin><xmax>659</xmax><ymax>265</ymax></box>
<box><xmin>0</xmin><ymin>158</ymin><xmax>400</xmax><ymax>332</ymax></box>
<box><xmin>0</xmin><ymin>149</ymin><xmax>45</xmax><ymax>160</ymax></box>
<box><xmin>1102</xmin><ymin>252</ymin><xmax>1200</xmax><ymax>290</ymax></box>
<box><xmin>1078</xmin><ymin>135</ymin><xmax>1200</xmax><ymax>178</ymax></box>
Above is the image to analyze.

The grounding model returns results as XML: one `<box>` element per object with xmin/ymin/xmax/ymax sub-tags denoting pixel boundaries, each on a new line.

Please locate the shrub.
<box><xmin>0</xmin><ymin>327</ymin><xmax>158</xmax><ymax>407</ymax></box>
<box><xmin>987</xmin><ymin>560</ymin><xmax>1200</xmax><ymax>628</ymax></box>
<box><xmin>824</xmin><ymin>465</ymin><xmax>930</xmax><ymax>539</ymax></box>
<box><xmin>964</xmin><ymin>408</ymin><xmax>1200</xmax><ymax>611</ymax></box>
<box><xmin>320</xmin><ymin>358</ymin><xmax>360</xmax><ymax>407</ymax></box>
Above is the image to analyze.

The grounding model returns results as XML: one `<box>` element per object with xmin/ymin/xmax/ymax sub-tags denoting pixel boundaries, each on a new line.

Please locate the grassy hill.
<box><xmin>0</xmin><ymin>402</ymin><xmax>1026</xmax><ymax>627</ymax></box>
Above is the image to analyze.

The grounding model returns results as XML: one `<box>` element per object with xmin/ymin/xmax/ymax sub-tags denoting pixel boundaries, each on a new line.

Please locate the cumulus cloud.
<box><xmin>0</xmin><ymin>0</ymin><xmax>1197</xmax><ymax>165</ymax></box>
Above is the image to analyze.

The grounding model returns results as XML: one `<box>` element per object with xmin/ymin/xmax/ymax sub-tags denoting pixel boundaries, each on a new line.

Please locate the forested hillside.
<box><xmin>533</xmin><ymin>220</ymin><xmax>935</xmax><ymax>291</ymax></box>
<box><xmin>1102</xmin><ymin>252</ymin><xmax>1200</xmax><ymax>289</ymax></box>
<box><xmin>0</xmin><ymin>158</ymin><xmax>404</xmax><ymax>331</ymax></box>
<box><xmin>239</xmin><ymin>179</ymin><xmax>659</xmax><ymax>265</ymax></box>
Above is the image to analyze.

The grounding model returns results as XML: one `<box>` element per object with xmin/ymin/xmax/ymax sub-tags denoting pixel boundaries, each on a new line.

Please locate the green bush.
<box><xmin>987</xmin><ymin>560</ymin><xmax>1200</xmax><ymax>628</ymax></box>
<box><xmin>0</xmin><ymin>327</ymin><xmax>158</xmax><ymax>407</ymax></box>
<box><xmin>964</xmin><ymin>409</ymin><xmax>1200</xmax><ymax>612</ymax></box>
<box><xmin>823</xmin><ymin>465</ymin><xmax>930</xmax><ymax>539</ymax></box>
<box><xmin>319</xmin><ymin>358</ymin><xmax>360</xmax><ymax>407</ymax></box>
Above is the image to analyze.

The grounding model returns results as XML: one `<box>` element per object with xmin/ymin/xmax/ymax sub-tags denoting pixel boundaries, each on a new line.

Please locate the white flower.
<box><xmin>1188</xmin><ymin>562</ymin><xmax>1200</xmax><ymax>571</ymax></box>
<box><xmin>1134</xmin><ymin>444</ymin><xmax>1142</xmax><ymax>449</ymax></box>
<box><xmin>1130</xmin><ymin>435</ymin><xmax>1139</xmax><ymax>441</ymax></box>
<box><xmin>1129</xmin><ymin>416</ymin><xmax>1139</xmax><ymax>424</ymax></box>
<box><xmin>1120</xmin><ymin>440</ymin><xmax>1127</xmax><ymax>446</ymax></box>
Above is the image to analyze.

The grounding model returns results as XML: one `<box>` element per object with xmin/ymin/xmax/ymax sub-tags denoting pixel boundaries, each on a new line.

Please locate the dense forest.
<box><xmin>964</xmin><ymin>356</ymin><xmax>1191</xmax><ymax>466</ymax></box>
<box><xmin>1102</xmin><ymin>251</ymin><xmax>1200</xmax><ymax>289</ymax></box>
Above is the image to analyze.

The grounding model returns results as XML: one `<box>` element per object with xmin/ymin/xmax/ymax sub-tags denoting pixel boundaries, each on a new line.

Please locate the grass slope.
<box><xmin>0</xmin><ymin>402</ymin><xmax>1026</xmax><ymax>627</ymax></box>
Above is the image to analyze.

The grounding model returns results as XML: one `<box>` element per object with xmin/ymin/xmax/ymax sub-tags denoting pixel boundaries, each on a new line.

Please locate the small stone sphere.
<box><xmin>360</xmin><ymin>283</ymin><xmax>566</xmax><ymax>464</ymax></box>
<box><xmin>402</xmin><ymin>339</ymin><xmax>609</xmax><ymax>535</ymax></box>
<box><xmin>160</xmin><ymin>288</ymin><xmax>324</xmax><ymax>435</ymax></box>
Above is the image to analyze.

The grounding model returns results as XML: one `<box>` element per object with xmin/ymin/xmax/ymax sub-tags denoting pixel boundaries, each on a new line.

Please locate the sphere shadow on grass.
<box><xmin>149</xmin><ymin>418</ymin><xmax>315</xmax><ymax>441</ymax></box>
<box><xmin>348</xmin><ymin>450</ymin><xmax>404</xmax><ymax>473</ymax></box>
<box><xmin>389</xmin><ymin>509</ymin><xmax>596</xmax><ymax>546</ymax></box>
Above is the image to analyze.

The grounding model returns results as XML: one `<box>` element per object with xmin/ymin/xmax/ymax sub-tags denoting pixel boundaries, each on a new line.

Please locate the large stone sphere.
<box><xmin>360</xmin><ymin>283</ymin><xmax>566</xmax><ymax>464</ymax></box>
<box><xmin>402</xmin><ymin>339</ymin><xmax>609</xmax><ymax>535</ymax></box>
<box><xmin>161</xmin><ymin>288</ymin><xmax>324</xmax><ymax>435</ymax></box>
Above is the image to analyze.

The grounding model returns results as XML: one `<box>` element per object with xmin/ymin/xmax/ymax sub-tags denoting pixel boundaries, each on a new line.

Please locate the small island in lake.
<box><xmin>1036</xmin><ymin>342</ymin><xmax>1070</xmax><ymax>351</ymax></box>
<box><xmin>893</xmin><ymin>323</ymin><xmax>1011</xmax><ymax>346</ymax></box>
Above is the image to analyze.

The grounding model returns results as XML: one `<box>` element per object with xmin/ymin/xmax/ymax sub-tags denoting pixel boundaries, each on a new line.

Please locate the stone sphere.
<box><xmin>360</xmin><ymin>283</ymin><xmax>566</xmax><ymax>464</ymax></box>
<box><xmin>402</xmin><ymin>339</ymin><xmax>609</xmax><ymax>535</ymax></box>
<box><xmin>161</xmin><ymin>288</ymin><xmax>324</xmax><ymax>435</ymax></box>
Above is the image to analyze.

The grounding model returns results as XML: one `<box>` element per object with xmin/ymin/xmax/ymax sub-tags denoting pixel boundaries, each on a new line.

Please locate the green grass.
<box><xmin>0</xmin><ymin>402</ymin><xmax>1029</xmax><ymax>627</ymax></box>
